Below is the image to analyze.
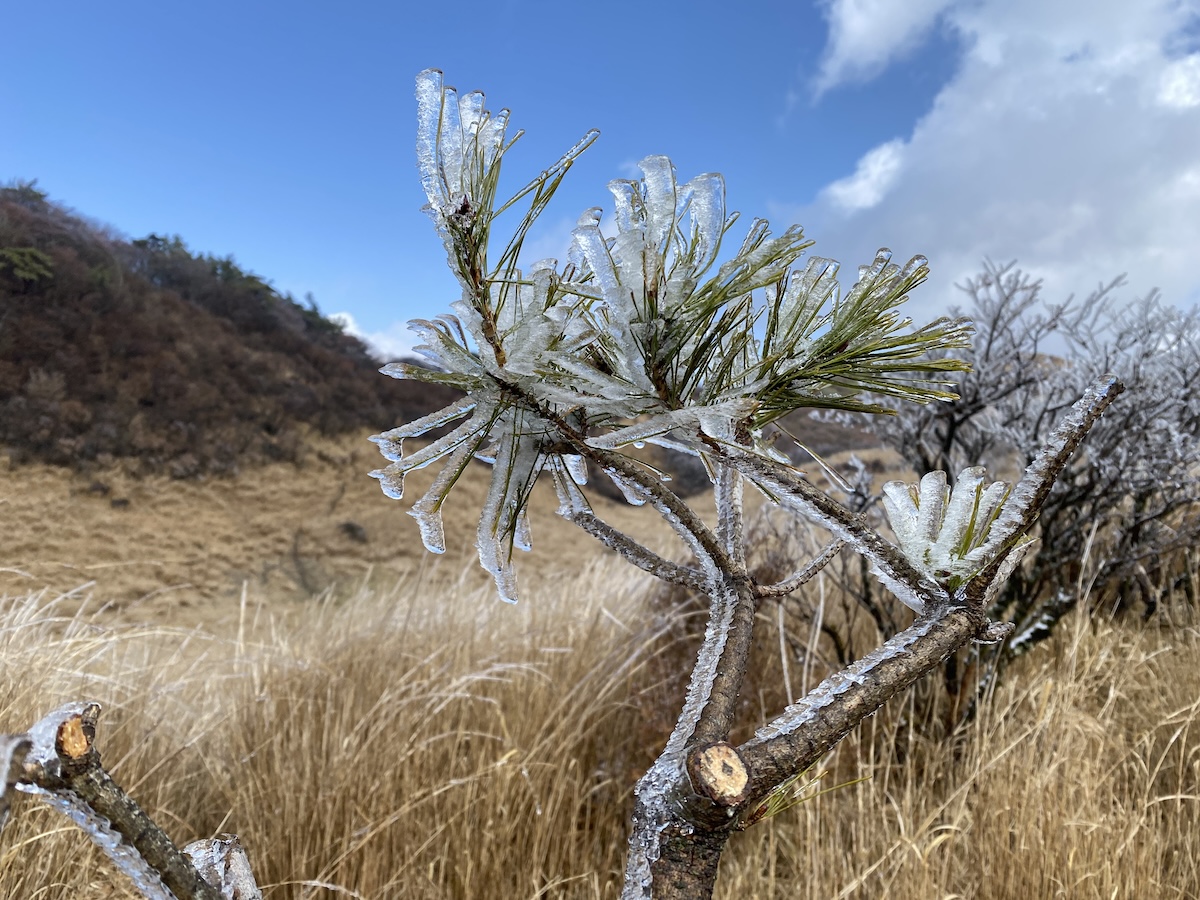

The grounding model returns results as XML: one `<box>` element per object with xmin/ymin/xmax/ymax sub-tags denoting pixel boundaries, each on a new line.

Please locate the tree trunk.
<box><xmin>649</xmin><ymin>824</ymin><xmax>730</xmax><ymax>900</ymax></box>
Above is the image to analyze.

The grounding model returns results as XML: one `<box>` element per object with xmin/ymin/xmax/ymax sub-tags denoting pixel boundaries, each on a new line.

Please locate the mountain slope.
<box><xmin>0</xmin><ymin>181</ymin><xmax>457</xmax><ymax>476</ymax></box>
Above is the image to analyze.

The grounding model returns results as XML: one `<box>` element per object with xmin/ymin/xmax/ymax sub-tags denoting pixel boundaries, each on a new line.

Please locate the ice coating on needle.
<box><xmin>881</xmin><ymin>466</ymin><xmax>1013</xmax><ymax>588</ymax></box>
<box><xmin>415</xmin><ymin>69</ymin><xmax>510</xmax><ymax>229</ymax></box>
<box><xmin>587</xmin><ymin>400</ymin><xmax>755</xmax><ymax>454</ymax></box>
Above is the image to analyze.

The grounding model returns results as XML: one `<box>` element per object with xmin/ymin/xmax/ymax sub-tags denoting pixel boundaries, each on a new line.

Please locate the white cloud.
<box><xmin>781</xmin><ymin>0</ymin><xmax>1200</xmax><ymax>319</ymax></box>
<box><xmin>821</xmin><ymin>139</ymin><xmax>906</xmax><ymax>212</ymax></box>
<box><xmin>814</xmin><ymin>0</ymin><xmax>957</xmax><ymax>95</ymax></box>
<box><xmin>330</xmin><ymin>311</ymin><xmax>421</xmax><ymax>363</ymax></box>
<box><xmin>1158</xmin><ymin>53</ymin><xmax>1200</xmax><ymax>108</ymax></box>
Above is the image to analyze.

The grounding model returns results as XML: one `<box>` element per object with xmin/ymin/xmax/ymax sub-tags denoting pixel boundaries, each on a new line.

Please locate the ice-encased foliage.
<box><xmin>881</xmin><ymin>466</ymin><xmax>1027</xmax><ymax>592</ymax></box>
<box><xmin>373</xmin><ymin>70</ymin><xmax>976</xmax><ymax>602</ymax></box>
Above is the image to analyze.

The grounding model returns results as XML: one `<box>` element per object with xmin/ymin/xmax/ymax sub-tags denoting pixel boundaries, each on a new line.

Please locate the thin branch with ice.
<box><xmin>2</xmin><ymin>701</ymin><xmax>254</xmax><ymax>900</ymax></box>
<box><xmin>755</xmin><ymin>539</ymin><xmax>846</xmax><ymax>598</ymax></box>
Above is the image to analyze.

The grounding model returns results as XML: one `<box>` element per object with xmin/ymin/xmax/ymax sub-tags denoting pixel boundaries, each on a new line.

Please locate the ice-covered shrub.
<box><xmin>365</xmin><ymin>71</ymin><xmax>1120</xmax><ymax>899</ymax></box>
<box><xmin>0</xmin><ymin>72</ymin><xmax>1125</xmax><ymax>900</ymax></box>
<box><xmin>851</xmin><ymin>262</ymin><xmax>1200</xmax><ymax>716</ymax></box>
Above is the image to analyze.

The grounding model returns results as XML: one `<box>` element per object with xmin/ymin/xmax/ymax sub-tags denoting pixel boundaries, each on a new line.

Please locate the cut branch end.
<box><xmin>687</xmin><ymin>742</ymin><xmax>751</xmax><ymax>808</ymax></box>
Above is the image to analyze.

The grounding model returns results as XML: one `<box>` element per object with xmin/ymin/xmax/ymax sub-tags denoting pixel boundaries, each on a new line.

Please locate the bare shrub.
<box><xmin>826</xmin><ymin>262</ymin><xmax>1200</xmax><ymax>720</ymax></box>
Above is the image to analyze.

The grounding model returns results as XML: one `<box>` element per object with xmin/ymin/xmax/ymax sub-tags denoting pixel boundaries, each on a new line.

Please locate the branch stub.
<box><xmin>686</xmin><ymin>742</ymin><xmax>751</xmax><ymax>808</ymax></box>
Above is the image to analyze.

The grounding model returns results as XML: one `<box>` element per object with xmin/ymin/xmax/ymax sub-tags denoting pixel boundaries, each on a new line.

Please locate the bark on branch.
<box><xmin>737</xmin><ymin>604</ymin><xmax>985</xmax><ymax>811</ymax></box>
<box><xmin>2</xmin><ymin>701</ymin><xmax>260</xmax><ymax>900</ymax></box>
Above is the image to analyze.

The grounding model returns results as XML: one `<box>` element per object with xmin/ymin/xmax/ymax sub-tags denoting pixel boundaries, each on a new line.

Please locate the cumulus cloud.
<box><xmin>782</xmin><ymin>0</ymin><xmax>1200</xmax><ymax>319</ymax></box>
<box><xmin>821</xmin><ymin>139</ymin><xmax>906</xmax><ymax>212</ymax></box>
<box><xmin>1158</xmin><ymin>53</ymin><xmax>1200</xmax><ymax>107</ymax></box>
<box><xmin>814</xmin><ymin>0</ymin><xmax>957</xmax><ymax>95</ymax></box>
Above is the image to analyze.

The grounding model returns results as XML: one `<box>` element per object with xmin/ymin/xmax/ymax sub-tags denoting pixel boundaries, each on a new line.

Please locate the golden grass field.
<box><xmin>1</xmin><ymin>434</ymin><xmax>1198</xmax><ymax>898</ymax></box>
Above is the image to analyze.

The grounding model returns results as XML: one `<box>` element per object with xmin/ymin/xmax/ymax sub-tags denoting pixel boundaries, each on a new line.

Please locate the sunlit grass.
<box><xmin>2</xmin><ymin>560</ymin><xmax>1197</xmax><ymax>899</ymax></box>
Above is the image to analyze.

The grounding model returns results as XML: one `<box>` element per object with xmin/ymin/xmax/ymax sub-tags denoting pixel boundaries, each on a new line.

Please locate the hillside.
<box><xmin>0</xmin><ymin>180</ymin><xmax>459</xmax><ymax>476</ymax></box>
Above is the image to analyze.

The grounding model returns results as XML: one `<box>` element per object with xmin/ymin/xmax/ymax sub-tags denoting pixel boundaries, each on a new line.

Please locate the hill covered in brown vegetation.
<box><xmin>0</xmin><ymin>180</ymin><xmax>458</xmax><ymax>477</ymax></box>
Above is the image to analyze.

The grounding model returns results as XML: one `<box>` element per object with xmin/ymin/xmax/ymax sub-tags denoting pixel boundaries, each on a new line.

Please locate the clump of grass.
<box><xmin>2</xmin><ymin>567</ymin><xmax>1198</xmax><ymax>898</ymax></box>
<box><xmin>0</xmin><ymin>561</ymin><xmax>672</xmax><ymax>899</ymax></box>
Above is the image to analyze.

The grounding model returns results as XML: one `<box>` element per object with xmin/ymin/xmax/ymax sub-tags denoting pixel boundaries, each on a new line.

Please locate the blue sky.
<box><xmin>4</xmin><ymin>0</ymin><xmax>1199</xmax><ymax>360</ymax></box>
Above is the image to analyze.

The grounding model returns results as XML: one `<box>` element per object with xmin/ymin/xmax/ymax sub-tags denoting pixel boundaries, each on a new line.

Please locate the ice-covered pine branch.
<box><xmin>2</xmin><ymin>701</ymin><xmax>260</xmax><ymax>900</ymax></box>
<box><xmin>367</xmin><ymin>69</ymin><xmax>1125</xmax><ymax>900</ymax></box>
<box><xmin>371</xmin><ymin>69</ymin><xmax>973</xmax><ymax>604</ymax></box>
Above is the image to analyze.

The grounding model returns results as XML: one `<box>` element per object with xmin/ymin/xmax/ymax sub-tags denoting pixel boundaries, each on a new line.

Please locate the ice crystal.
<box><xmin>881</xmin><ymin>466</ymin><xmax>1019</xmax><ymax>590</ymax></box>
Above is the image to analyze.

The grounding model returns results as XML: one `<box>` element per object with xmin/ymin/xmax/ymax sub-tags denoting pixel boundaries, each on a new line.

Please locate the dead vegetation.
<box><xmin>1</xmin><ymin>552</ymin><xmax>1197</xmax><ymax>898</ymax></box>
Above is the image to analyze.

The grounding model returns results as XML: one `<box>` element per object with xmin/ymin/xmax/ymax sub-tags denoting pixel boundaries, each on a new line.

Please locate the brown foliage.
<box><xmin>0</xmin><ymin>182</ymin><xmax>459</xmax><ymax>477</ymax></box>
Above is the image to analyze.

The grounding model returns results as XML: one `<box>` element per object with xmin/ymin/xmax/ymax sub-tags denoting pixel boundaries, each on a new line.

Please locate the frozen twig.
<box><xmin>755</xmin><ymin>539</ymin><xmax>845</xmax><ymax>598</ymax></box>
<box><xmin>2</xmin><ymin>701</ymin><xmax>241</xmax><ymax>900</ymax></box>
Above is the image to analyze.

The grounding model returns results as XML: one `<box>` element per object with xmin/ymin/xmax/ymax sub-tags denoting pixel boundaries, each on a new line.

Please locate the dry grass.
<box><xmin>718</xmin><ymin>610</ymin><xmax>1200</xmax><ymax>899</ymax></box>
<box><xmin>1</xmin><ymin>559</ymin><xmax>1198</xmax><ymax>899</ymax></box>
<box><xmin>0</xmin><ymin>431</ymin><xmax>683</xmax><ymax>630</ymax></box>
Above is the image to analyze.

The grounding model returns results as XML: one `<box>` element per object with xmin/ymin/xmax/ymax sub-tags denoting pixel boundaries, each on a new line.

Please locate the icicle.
<box><xmin>608</xmin><ymin>178</ymin><xmax>639</xmax><ymax>233</ymax></box>
<box><xmin>551</xmin><ymin>461</ymin><xmax>591</xmax><ymax>518</ymax></box>
<box><xmin>513</xmin><ymin>507</ymin><xmax>533</xmax><ymax>553</ymax></box>
<box><xmin>414</xmin><ymin>69</ymin><xmax>447</xmax><ymax>212</ymax></box>
<box><xmin>914</xmin><ymin>471</ymin><xmax>948</xmax><ymax>546</ymax></box>
<box><xmin>881</xmin><ymin>465</ymin><xmax>1020</xmax><ymax>591</ymax></box>
<box><xmin>682</xmin><ymin>172</ymin><xmax>725</xmax><ymax>282</ymax></box>
<box><xmin>371</xmin><ymin>395</ymin><xmax>476</xmax><ymax>439</ymax></box>
<box><xmin>588</xmin><ymin>401</ymin><xmax>753</xmax><ymax>452</ymax></box>
<box><xmin>602</xmin><ymin>467</ymin><xmax>649</xmax><ymax>507</ymax></box>
<box><xmin>638</xmin><ymin>156</ymin><xmax>680</xmax><ymax>257</ymax></box>
<box><xmin>564</xmin><ymin>454</ymin><xmax>589</xmax><ymax>486</ymax></box>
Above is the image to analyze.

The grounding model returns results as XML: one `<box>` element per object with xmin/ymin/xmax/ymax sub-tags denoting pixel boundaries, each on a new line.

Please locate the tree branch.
<box><xmin>560</xmin><ymin>508</ymin><xmax>708</xmax><ymax>591</ymax></box>
<box><xmin>755</xmin><ymin>539</ymin><xmax>845</xmax><ymax>599</ymax></box>
<box><xmin>10</xmin><ymin>702</ymin><xmax>225</xmax><ymax>900</ymax></box>
<box><xmin>709</xmin><ymin>445</ymin><xmax>953</xmax><ymax>615</ymax></box>
<box><xmin>737</xmin><ymin>603</ymin><xmax>984</xmax><ymax>812</ymax></box>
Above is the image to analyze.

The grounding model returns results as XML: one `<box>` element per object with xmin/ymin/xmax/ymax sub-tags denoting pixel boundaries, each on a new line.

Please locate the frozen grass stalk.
<box><xmin>367</xmin><ymin>69</ymin><xmax>1123</xmax><ymax>899</ymax></box>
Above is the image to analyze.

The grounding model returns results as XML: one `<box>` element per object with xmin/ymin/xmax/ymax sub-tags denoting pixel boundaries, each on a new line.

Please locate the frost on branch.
<box><xmin>5</xmin><ymin>701</ymin><xmax>231</xmax><ymax>900</ymax></box>
<box><xmin>882</xmin><ymin>466</ymin><xmax>1030</xmax><ymax>595</ymax></box>
<box><xmin>374</xmin><ymin>71</ymin><xmax>975</xmax><ymax>604</ymax></box>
